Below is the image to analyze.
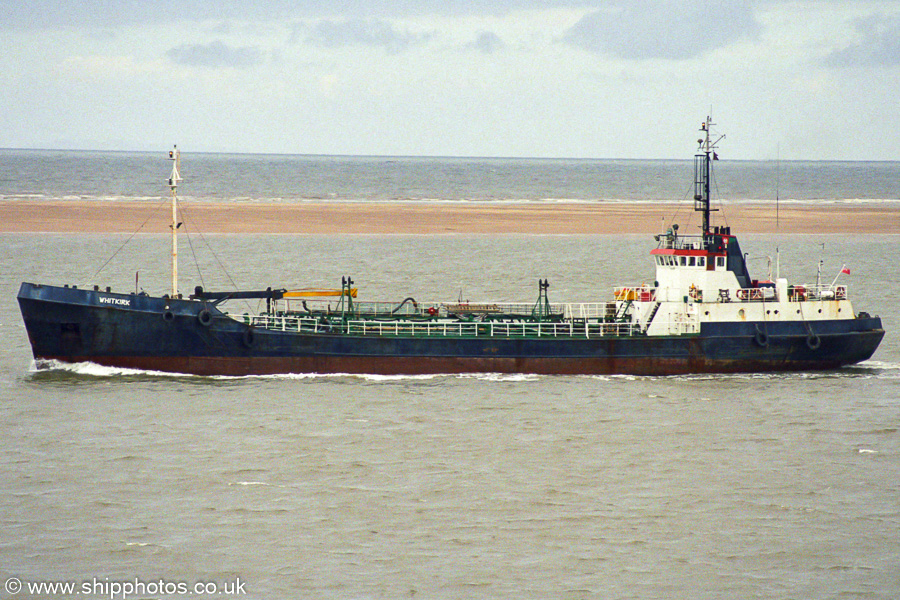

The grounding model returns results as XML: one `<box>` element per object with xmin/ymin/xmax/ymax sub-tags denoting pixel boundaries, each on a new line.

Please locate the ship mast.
<box><xmin>168</xmin><ymin>146</ymin><xmax>182</xmax><ymax>297</ymax></box>
<box><xmin>693</xmin><ymin>116</ymin><xmax>724</xmax><ymax>238</ymax></box>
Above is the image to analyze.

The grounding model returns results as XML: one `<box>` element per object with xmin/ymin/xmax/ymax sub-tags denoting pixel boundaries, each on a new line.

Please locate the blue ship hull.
<box><xmin>17</xmin><ymin>282</ymin><xmax>885</xmax><ymax>376</ymax></box>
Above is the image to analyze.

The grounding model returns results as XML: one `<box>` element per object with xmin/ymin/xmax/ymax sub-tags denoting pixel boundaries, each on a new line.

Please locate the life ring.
<box><xmin>737</xmin><ymin>289</ymin><xmax>749</xmax><ymax>301</ymax></box>
<box><xmin>689</xmin><ymin>284</ymin><xmax>699</xmax><ymax>300</ymax></box>
<box><xmin>754</xmin><ymin>327</ymin><xmax>769</xmax><ymax>347</ymax></box>
<box><xmin>427</xmin><ymin>307</ymin><xmax>438</xmax><ymax>316</ymax></box>
<box><xmin>242</xmin><ymin>327</ymin><xmax>256</xmax><ymax>348</ymax></box>
<box><xmin>806</xmin><ymin>334</ymin><xmax>821</xmax><ymax>350</ymax></box>
<box><xmin>749</xmin><ymin>289</ymin><xmax>763</xmax><ymax>300</ymax></box>
<box><xmin>197</xmin><ymin>309</ymin><xmax>212</xmax><ymax>326</ymax></box>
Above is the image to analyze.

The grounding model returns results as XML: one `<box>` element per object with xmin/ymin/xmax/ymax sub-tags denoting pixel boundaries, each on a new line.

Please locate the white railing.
<box><xmin>657</xmin><ymin>235</ymin><xmax>706</xmax><ymax>251</ymax></box>
<box><xmin>227</xmin><ymin>312</ymin><xmax>646</xmax><ymax>338</ymax></box>
<box><xmin>727</xmin><ymin>284</ymin><xmax>848</xmax><ymax>303</ymax></box>
<box><xmin>563</xmin><ymin>302</ymin><xmax>616</xmax><ymax>320</ymax></box>
<box><xmin>344</xmin><ymin>320</ymin><xmax>642</xmax><ymax>338</ymax></box>
<box><xmin>785</xmin><ymin>284</ymin><xmax>848</xmax><ymax>302</ymax></box>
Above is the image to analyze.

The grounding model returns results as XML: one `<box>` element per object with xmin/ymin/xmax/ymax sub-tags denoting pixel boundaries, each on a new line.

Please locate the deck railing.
<box><xmin>229</xmin><ymin>312</ymin><xmax>648</xmax><ymax>338</ymax></box>
<box><xmin>727</xmin><ymin>284</ymin><xmax>848</xmax><ymax>303</ymax></box>
<box><xmin>656</xmin><ymin>234</ymin><xmax>705</xmax><ymax>251</ymax></box>
<box><xmin>344</xmin><ymin>319</ymin><xmax>642</xmax><ymax>338</ymax></box>
<box><xmin>785</xmin><ymin>284</ymin><xmax>848</xmax><ymax>302</ymax></box>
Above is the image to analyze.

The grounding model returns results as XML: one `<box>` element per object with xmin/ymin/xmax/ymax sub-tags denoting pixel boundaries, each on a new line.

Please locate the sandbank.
<box><xmin>0</xmin><ymin>200</ymin><xmax>896</xmax><ymax>235</ymax></box>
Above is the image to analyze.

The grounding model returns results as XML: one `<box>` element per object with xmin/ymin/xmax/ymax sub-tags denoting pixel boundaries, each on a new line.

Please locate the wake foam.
<box><xmin>30</xmin><ymin>359</ymin><xmax>189</xmax><ymax>378</ymax></box>
<box><xmin>28</xmin><ymin>359</ymin><xmax>897</xmax><ymax>381</ymax></box>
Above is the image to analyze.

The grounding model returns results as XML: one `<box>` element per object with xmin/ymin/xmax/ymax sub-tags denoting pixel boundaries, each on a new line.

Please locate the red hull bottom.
<box><xmin>35</xmin><ymin>354</ymin><xmax>853</xmax><ymax>377</ymax></box>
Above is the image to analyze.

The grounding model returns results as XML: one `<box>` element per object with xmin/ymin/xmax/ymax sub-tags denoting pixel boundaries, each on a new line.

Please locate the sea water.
<box><xmin>3</xmin><ymin>149</ymin><xmax>900</xmax><ymax>204</ymax></box>
<box><xmin>0</xmin><ymin>151</ymin><xmax>898</xmax><ymax>599</ymax></box>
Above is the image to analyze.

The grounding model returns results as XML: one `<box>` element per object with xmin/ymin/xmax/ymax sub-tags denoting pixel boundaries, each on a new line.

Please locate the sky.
<box><xmin>2</xmin><ymin>0</ymin><xmax>899</xmax><ymax>160</ymax></box>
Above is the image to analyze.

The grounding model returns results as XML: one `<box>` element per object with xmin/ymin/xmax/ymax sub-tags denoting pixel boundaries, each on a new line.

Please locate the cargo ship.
<box><xmin>17</xmin><ymin>119</ymin><xmax>884</xmax><ymax>376</ymax></box>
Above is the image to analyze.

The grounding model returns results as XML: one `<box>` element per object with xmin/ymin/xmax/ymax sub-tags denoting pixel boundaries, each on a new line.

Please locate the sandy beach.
<box><xmin>0</xmin><ymin>200</ymin><xmax>897</xmax><ymax>235</ymax></box>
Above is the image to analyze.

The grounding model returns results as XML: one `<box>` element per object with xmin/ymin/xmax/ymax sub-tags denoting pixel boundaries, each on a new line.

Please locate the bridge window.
<box><xmin>717</xmin><ymin>256</ymin><xmax>725</xmax><ymax>268</ymax></box>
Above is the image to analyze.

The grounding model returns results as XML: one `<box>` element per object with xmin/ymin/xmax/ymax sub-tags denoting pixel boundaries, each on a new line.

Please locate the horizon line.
<box><xmin>1</xmin><ymin>146</ymin><xmax>898</xmax><ymax>164</ymax></box>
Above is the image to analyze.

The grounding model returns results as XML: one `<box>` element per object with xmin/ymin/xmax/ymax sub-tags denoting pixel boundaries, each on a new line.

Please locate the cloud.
<box><xmin>822</xmin><ymin>13</ymin><xmax>900</xmax><ymax>68</ymax></box>
<box><xmin>561</xmin><ymin>0</ymin><xmax>761</xmax><ymax>60</ymax></box>
<box><xmin>298</xmin><ymin>19</ymin><xmax>432</xmax><ymax>52</ymax></box>
<box><xmin>467</xmin><ymin>31</ymin><xmax>505</xmax><ymax>54</ymax></box>
<box><xmin>0</xmin><ymin>1</ymin><xmax>599</xmax><ymax>29</ymax></box>
<box><xmin>166</xmin><ymin>40</ymin><xmax>263</xmax><ymax>68</ymax></box>
<box><xmin>59</xmin><ymin>55</ymin><xmax>165</xmax><ymax>78</ymax></box>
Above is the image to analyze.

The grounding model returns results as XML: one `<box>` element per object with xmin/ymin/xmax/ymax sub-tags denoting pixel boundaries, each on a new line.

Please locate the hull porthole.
<box><xmin>198</xmin><ymin>309</ymin><xmax>212</xmax><ymax>327</ymax></box>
